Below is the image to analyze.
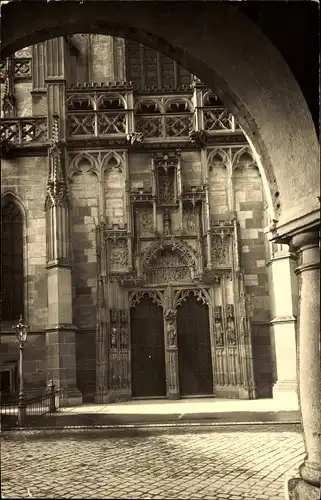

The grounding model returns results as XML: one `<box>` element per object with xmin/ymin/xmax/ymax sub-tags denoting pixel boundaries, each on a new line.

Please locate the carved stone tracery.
<box><xmin>175</xmin><ymin>288</ymin><xmax>209</xmax><ymax>308</ymax></box>
<box><xmin>129</xmin><ymin>290</ymin><xmax>164</xmax><ymax>309</ymax></box>
<box><xmin>212</xmin><ymin>235</ymin><xmax>230</xmax><ymax>265</ymax></box>
<box><xmin>137</xmin><ymin>207</ymin><xmax>154</xmax><ymax>235</ymax></box>
<box><xmin>142</xmin><ymin>238</ymin><xmax>196</xmax><ymax>285</ymax></box>
<box><xmin>182</xmin><ymin>205</ymin><xmax>197</xmax><ymax>234</ymax></box>
<box><xmin>109</xmin><ymin>238</ymin><xmax>128</xmax><ymax>268</ymax></box>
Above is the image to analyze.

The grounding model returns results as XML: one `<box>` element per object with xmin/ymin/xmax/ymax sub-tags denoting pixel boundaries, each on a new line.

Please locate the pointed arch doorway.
<box><xmin>176</xmin><ymin>291</ymin><xmax>214</xmax><ymax>397</ymax></box>
<box><xmin>130</xmin><ymin>294</ymin><xmax>166</xmax><ymax>398</ymax></box>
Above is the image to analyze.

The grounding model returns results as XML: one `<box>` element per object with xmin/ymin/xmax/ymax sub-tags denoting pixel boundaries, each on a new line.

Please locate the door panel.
<box><xmin>177</xmin><ymin>294</ymin><xmax>213</xmax><ymax>396</ymax></box>
<box><xmin>130</xmin><ymin>296</ymin><xmax>166</xmax><ymax>398</ymax></box>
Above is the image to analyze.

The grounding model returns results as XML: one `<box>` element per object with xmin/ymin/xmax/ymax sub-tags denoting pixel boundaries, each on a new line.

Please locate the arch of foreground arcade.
<box><xmin>1</xmin><ymin>2</ymin><xmax>319</xmax><ymax>499</ymax></box>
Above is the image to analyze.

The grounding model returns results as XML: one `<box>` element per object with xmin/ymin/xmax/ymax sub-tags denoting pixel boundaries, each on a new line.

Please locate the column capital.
<box><xmin>292</xmin><ymin>229</ymin><xmax>320</xmax><ymax>251</ymax></box>
<box><xmin>292</xmin><ymin>229</ymin><xmax>320</xmax><ymax>275</ymax></box>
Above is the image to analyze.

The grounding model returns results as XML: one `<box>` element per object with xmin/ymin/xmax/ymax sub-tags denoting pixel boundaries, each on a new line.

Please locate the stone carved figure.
<box><xmin>140</xmin><ymin>208</ymin><xmax>154</xmax><ymax>234</ymax></box>
<box><xmin>111</xmin><ymin>327</ymin><xmax>117</xmax><ymax>349</ymax></box>
<box><xmin>164</xmin><ymin>309</ymin><xmax>177</xmax><ymax>347</ymax></box>
<box><xmin>127</xmin><ymin>131</ymin><xmax>144</xmax><ymax>145</ymax></box>
<box><xmin>214</xmin><ymin>308</ymin><xmax>224</xmax><ymax>346</ymax></box>
<box><xmin>214</xmin><ymin>318</ymin><xmax>224</xmax><ymax>346</ymax></box>
<box><xmin>110</xmin><ymin>239</ymin><xmax>128</xmax><ymax>268</ymax></box>
<box><xmin>227</xmin><ymin>317</ymin><xmax>236</xmax><ymax>345</ymax></box>
<box><xmin>120</xmin><ymin>328</ymin><xmax>128</xmax><ymax>349</ymax></box>
<box><xmin>212</xmin><ymin>235</ymin><xmax>229</xmax><ymax>265</ymax></box>
<box><xmin>226</xmin><ymin>304</ymin><xmax>236</xmax><ymax>345</ymax></box>
<box><xmin>183</xmin><ymin>206</ymin><xmax>196</xmax><ymax>233</ymax></box>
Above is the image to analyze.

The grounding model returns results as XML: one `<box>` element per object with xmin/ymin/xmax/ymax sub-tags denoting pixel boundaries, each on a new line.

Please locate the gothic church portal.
<box><xmin>1</xmin><ymin>35</ymin><xmax>297</xmax><ymax>404</ymax></box>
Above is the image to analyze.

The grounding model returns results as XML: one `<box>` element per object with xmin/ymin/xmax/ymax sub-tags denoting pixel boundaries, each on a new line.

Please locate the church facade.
<box><xmin>0</xmin><ymin>35</ymin><xmax>298</xmax><ymax>404</ymax></box>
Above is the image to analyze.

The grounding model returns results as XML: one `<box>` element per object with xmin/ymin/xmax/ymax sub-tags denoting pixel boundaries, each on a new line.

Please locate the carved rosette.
<box><xmin>164</xmin><ymin>308</ymin><xmax>177</xmax><ymax>348</ymax></box>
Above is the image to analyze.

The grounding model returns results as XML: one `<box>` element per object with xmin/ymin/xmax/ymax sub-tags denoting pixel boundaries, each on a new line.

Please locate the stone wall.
<box><xmin>234</xmin><ymin>163</ymin><xmax>273</xmax><ymax>397</ymax></box>
<box><xmin>75</xmin><ymin>330</ymin><xmax>96</xmax><ymax>402</ymax></box>
<box><xmin>69</xmin><ymin>165</ymin><xmax>98</xmax><ymax>330</ymax></box>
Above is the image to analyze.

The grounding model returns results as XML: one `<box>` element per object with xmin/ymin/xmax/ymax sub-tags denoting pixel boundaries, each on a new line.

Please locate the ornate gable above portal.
<box><xmin>142</xmin><ymin>238</ymin><xmax>196</xmax><ymax>285</ymax></box>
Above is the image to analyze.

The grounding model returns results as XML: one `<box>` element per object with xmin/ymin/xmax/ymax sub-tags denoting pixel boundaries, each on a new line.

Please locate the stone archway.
<box><xmin>1</xmin><ymin>1</ymin><xmax>319</xmax><ymax>238</ymax></box>
<box><xmin>1</xmin><ymin>2</ymin><xmax>319</xmax><ymax>498</ymax></box>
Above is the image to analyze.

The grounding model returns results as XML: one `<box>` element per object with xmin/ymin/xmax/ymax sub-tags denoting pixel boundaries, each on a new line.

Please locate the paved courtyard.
<box><xmin>1</xmin><ymin>424</ymin><xmax>304</xmax><ymax>499</ymax></box>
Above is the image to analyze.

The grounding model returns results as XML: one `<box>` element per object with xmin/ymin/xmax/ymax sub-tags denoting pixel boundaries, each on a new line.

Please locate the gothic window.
<box><xmin>125</xmin><ymin>40</ymin><xmax>193</xmax><ymax>89</ymax></box>
<box><xmin>1</xmin><ymin>197</ymin><xmax>24</xmax><ymax>321</ymax></box>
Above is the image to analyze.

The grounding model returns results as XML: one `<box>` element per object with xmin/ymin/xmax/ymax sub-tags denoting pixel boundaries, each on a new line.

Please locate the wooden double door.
<box><xmin>130</xmin><ymin>293</ymin><xmax>214</xmax><ymax>398</ymax></box>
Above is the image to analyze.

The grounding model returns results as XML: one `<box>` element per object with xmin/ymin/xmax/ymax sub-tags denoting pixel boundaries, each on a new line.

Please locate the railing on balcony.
<box><xmin>65</xmin><ymin>85</ymin><xmax>243</xmax><ymax>141</ymax></box>
<box><xmin>66</xmin><ymin>92</ymin><xmax>129</xmax><ymax>138</ymax></box>
<box><xmin>0</xmin><ymin>117</ymin><xmax>47</xmax><ymax>146</ymax></box>
<box><xmin>135</xmin><ymin>113</ymin><xmax>193</xmax><ymax>139</ymax></box>
<box><xmin>135</xmin><ymin>95</ymin><xmax>194</xmax><ymax>140</ymax></box>
<box><xmin>0</xmin><ymin>58</ymin><xmax>32</xmax><ymax>80</ymax></box>
<box><xmin>203</xmin><ymin>107</ymin><xmax>239</xmax><ymax>133</ymax></box>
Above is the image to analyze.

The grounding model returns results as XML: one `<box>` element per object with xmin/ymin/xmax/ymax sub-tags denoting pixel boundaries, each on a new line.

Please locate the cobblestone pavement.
<box><xmin>1</xmin><ymin>424</ymin><xmax>304</xmax><ymax>499</ymax></box>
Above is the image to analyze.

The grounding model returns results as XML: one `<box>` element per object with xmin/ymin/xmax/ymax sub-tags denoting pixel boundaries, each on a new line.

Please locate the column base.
<box><xmin>285</xmin><ymin>477</ymin><xmax>320</xmax><ymax>500</ymax></box>
<box><xmin>273</xmin><ymin>381</ymin><xmax>299</xmax><ymax>408</ymax></box>
<box><xmin>168</xmin><ymin>390</ymin><xmax>179</xmax><ymax>400</ymax></box>
<box><xmin>95</xmin><ymin>389</ymin><xmax>131</xmax><ymax>404</ymax></box>
<box><xmin>65</xmin><ymin>388</ymin><xmax>83</xmax><ymax>406</ymax></box>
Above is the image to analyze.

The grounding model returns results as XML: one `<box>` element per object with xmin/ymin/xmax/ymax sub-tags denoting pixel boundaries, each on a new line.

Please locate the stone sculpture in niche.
<box><xmin>139</xmin><ymin>207</ymin><xmax>154</xmax><ymax>235</ymax></box>
<box><xmin>110</xmin><ymin>239</ymin><xmax>128</xmax><ymax>267</ymax></box>
<box><xmin>226</xmin><ymin>304</ymin><xmax>236</xmax><ymax>345</ymax></box>
<box><xmin>212</xmin><ymin>235</ymin><xmax>230</xmax><ymax>265</ymax></box>
<box><xmin>163</xmin><ymin>208</ymin><xmax>172</xmax><ymax>235</ymax></box>
<box><xmin>111</xmin><ymin>327</ymin><xmax>117</xmax><ymax>349</ymax></box>
<box><xmin>164</xmin><ymin>309</ymin><xmax>177</xmax><ymax>347</ymax></box>
<box><xmin>214</xmin><ymin>306</ymin><xmax>224</xmax><ymax>346</ymax></box>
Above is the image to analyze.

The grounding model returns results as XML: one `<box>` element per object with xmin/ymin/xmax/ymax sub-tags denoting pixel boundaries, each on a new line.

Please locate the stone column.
<box><xmin>45</xmin><ymin>137</ymin><xmax>82</xmax><ymax>405</ymax></box>
<box><xmin>267</xmin><ymin>244</ymin><xmax>298</xmax><ymax>404</ymax></box>
<box><xmin>286</xmin><ymin>230</ymin><xmax>320</xmax><ymax>500</ymax></box>
<box><xmin>164</xmin><ymin>287</ymin><xmax>179</xmax><ymax>400</ymax></box>
<box><xmin>31</xmin><ymin>42</ymin><xmax>47</xmax><ymax>115</ymax></box>
<box><xmin>45</xmin><ymin>37</ymin><xmax>68</xmax><ymax>139</ymax></box>
<box><xmin>44</xmin><ymin>37</ymin><xmax>82</xmax><ymax>405</ymax></box>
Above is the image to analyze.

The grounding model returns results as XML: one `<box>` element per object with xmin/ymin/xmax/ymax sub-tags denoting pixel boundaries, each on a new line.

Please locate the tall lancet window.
<box><xmin>1</xmin><ymin>196</ymin><xmax>24</xmax><ymax>321</ymax></box>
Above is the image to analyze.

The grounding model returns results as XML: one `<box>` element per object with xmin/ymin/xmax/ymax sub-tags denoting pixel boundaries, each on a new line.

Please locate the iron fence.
<box><xmin>0</xmin><ymin>382</ymin><xmax>68</xmax><ymax>430</ymax></box>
